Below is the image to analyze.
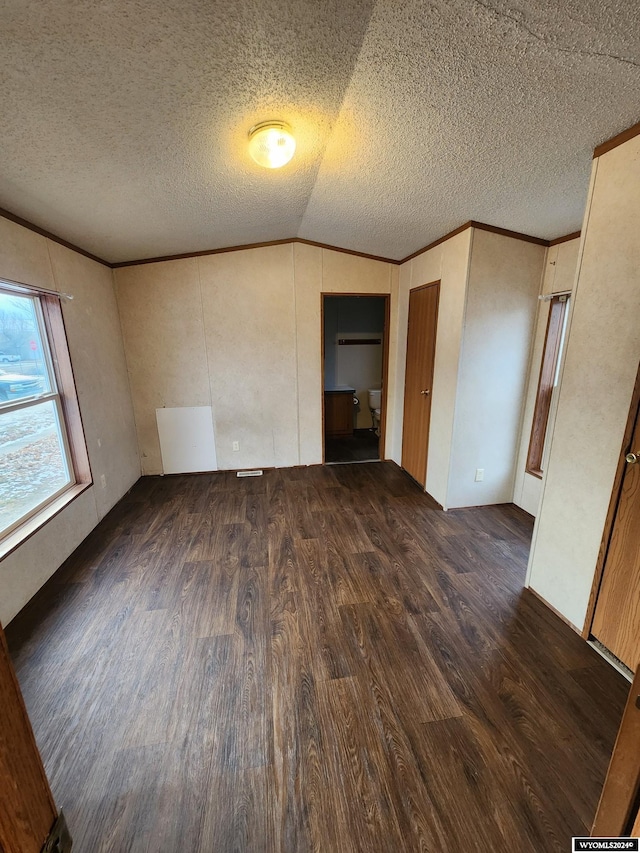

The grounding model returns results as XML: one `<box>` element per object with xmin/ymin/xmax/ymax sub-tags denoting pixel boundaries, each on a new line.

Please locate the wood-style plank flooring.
<box><xmin>6</xmin><ymin>462</ymin><xmax>629</xmax><ymax>853</ymax></box>
<box><xmin>325</xmin><ymin>429</ymin><xmax>380</xmax><ymax>463</ymax></box>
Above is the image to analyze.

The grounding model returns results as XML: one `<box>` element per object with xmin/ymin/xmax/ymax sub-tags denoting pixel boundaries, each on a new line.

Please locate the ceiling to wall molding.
<box><xmin>1</xmin><ymin>0</ymin><xmax>639</xmax><ymax>264</ymax></box>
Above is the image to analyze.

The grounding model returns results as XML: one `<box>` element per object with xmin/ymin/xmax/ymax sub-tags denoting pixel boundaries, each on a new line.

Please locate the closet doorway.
<box><xmin>322</xmin><ymin>294</ymin><xmax>390</xmax><ymax>464</ymax></box>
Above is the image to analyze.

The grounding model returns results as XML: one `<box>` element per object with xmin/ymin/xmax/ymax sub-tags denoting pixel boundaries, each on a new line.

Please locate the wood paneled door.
<box><xmin>592</xmin><ymin>665</ymin><xmax>640</xmax><ymax>837</ymax></box>
<box><xmin>0</xmin><ymin>620</ymin><xmax>70</xmax><ymax>852</ymax></box>
<box><xmin>591</xmin><ymin>387</ymin><xmax>640</xmax><ymax>671</ymax></box>
<box><xmin>401</xmin><ymin>281</ymin><xmax>440</xmax><ymax>487</ymax></box>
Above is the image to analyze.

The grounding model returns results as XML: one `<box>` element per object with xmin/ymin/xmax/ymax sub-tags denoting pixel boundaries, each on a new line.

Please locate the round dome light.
<box><xmin>248</xmin><ymin>121</ymin><xmax>296</xmax><ymax>169</ymax></box>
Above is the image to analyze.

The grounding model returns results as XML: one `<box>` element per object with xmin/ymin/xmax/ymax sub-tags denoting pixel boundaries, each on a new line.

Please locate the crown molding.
<box><xmin>469</xmin><ymin>220</ymin><xmax>548</xmax><ymax>246</ymax></box>
<box><xmin>593</xmin><ymin>119</ymin><xmax>640</xmax><ymax>159</ymax></box>
<box><xmin>0</xmin><ymin>206</ymin><xmax>110</xmax><ymax>267</ymax></box>
<box><xmin>548</xmin><ymin>231</ymin><xmax>581</xmax><ymax>246</ymax></box>
<box><xmin>112</xmin><ymin>238</ymin><xmax>401</xmax><ymax>269</ymax></box>
<box><xmin>0</xmin><ymin>208</ymin><xmax>582</xmax><ymax>274</ymax></box>
<box><xmin>399</xmin><ymin>220</ymin><xmax>551</xmax><ymax>265</ymax></box>
<box><xmin>399</xmin><ymin>222</ymin><xmax>473</xmax><ymax>263</ymax></box>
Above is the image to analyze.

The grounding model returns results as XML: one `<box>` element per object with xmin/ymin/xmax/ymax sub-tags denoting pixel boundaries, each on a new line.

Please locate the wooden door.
<box><xmin>592</xmin><ymin>397</ymin><xmax>640</xmax><ymax>670</ymax></box>
<box><xmin>401</xmin><ymin>282</ymin><xmax>440</xmax><ymax>487</ymax></box>
<box><xmin>591</xmin><ymin>666</ymin><xmax>639</xmax><ymax>836</ymax></box>
<box><xmin>0</xmin><ymin>621</ymin><xmax>65</xmax><ymax>853</ymax></box>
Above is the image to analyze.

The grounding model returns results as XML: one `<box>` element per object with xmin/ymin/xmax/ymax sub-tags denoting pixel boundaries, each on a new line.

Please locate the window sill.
<box><xmin>525</xmin><ymin>467</ymin><xmax>543</xmax><ymax>481</ymax></box>
<box><xmin>0</xmin><ymin>481</ymin><xmax>92</xmax><ymax>562</ymax></box>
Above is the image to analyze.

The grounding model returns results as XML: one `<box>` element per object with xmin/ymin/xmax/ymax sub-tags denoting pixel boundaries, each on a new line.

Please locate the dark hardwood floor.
<box><xmin>6</xmin><ymin>462</ymin><xmax>629</xmax><ymax>853</ymax></box>
<box><xmin>324</xmin><ymin>429</ymin><xmax>380</xmax><ymax>463</ymax></box>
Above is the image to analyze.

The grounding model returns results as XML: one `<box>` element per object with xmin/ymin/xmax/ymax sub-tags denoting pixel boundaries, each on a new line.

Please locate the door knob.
<box><xmin>420</xmin><ymin>389</ymin><xmax>431</xmax><ymax>396</ymax></box>
<box><xmin>626</xmin><ymin>452</ymin><xmax>639</xmax><ymax>464</ymax></box>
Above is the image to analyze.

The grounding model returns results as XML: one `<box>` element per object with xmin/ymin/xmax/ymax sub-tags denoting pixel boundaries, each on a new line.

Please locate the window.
<box><xmin>0</xmin><ymin>283</ymin><xmax>90</xmax><ymax>549</ymax></box>
<box><xmin>526</xmin><ymin>294</ymin><xmax>569</xmax><ymax>478</ymax></box>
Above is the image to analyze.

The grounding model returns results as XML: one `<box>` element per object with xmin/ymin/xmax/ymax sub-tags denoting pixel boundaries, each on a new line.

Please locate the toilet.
<box><xmin>368</xmin><ymin>388</ymin><xmax>382</xmax><ymax>436</ymax></box>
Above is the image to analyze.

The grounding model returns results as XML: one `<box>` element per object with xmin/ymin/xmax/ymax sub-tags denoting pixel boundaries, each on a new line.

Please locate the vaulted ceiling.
<box><xmin>1</xmin><ymin>0</ymin><xmax>639</xmax><ymax>264</ymax></box>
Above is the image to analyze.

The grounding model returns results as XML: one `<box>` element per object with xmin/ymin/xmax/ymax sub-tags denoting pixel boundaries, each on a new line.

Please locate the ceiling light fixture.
<box><xmin>248</xmin><ymin>121</ymin><xmax>296</xmax><ymax>169</ymax></box>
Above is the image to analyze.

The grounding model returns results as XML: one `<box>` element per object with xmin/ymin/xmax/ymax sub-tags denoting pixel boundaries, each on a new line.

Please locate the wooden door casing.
<box><xmin>401</xmin><ymin>282</ymin><xmax>440</xmax><ymax>488</ymax></box>
<box><xmin>591</xmin><ymin>666</ymin><xmax>640</xmax><ymax>836</ymax></box>
<box><xmin>592</xmin><ymin>398</ymin><xmax>640</xmax><ymax>671</ymax></box>
<box><xmin>0</xmin><ymin>621</ymin><xmax>58</xmax><ymax>853</ymax></box>
<box><xmin>321</xmin><ymin>293</ymin><xmax>390</xmax><ymax>464</ymax></box>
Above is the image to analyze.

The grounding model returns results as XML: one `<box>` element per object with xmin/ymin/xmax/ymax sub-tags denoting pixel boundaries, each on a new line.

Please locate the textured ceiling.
<box><xmin>0</xmin><ymin>0</ymin><xmax>639</xmax><ymax>263</ymax></box>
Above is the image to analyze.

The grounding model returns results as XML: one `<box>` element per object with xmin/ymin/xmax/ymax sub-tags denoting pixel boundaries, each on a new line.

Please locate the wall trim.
<box><xmin>525</xmin><ymin>586</ymin><xmax>580</xmax><ymax>635</ymax></box>
<box><xmin>0</xmin><ymin>206</ymin><xmax>580</xmax><ymax>273</ymax></box>
<box><xmin>112</xmin><ymin>238</ymin><xmax>298</xmax><ymax>268</ymax></box>
<box><xmin>0</xmin><ymin>206</ymin><xmax>110</xmax><ymax>268</ymax></box>
<box><xmin>112</xmin><ymin>237</ymin><xmax>401</xmax><ymax>269</ymax></box>
<box><xmin>399</xmin><ymin>220</ymin><xmax>550</xmax><ymax>265</ymax></box>
<box><xmin>399</xmin><ymin>223</ymin><xmax>473</xmax><ymax>263</ymax></box>
<box><xmin>293</xmin><ymin>238</ymin><xmax>398</xmax><ymax>266</ymax></box>
<box><xmin>469</xmin><ymin>220</ymin><xmax>548</xmax><ymax>247</ymax></box>
<box><xmin>593</xmin><ymin>119</ymin><xmax>640</xmax><ymax>159</ymax></box>
<box><xmin>548</xmin><ymin>230</ymin><xmax>581</xmax><ymax>246</ymax></box>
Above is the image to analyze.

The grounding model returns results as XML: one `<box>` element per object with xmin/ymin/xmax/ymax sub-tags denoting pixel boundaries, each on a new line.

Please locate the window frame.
<box><xmin>0</xmin><ymin>281</ymin><xmax>91</xmax><ymax>558</ymax></box>
<box><xmin>526</xmin><ymin>293</ymin><xmax>569</xmax><ymax>479</ymax></box>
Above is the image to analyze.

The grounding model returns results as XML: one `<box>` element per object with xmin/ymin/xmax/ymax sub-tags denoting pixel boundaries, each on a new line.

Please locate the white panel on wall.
<box><xmin>115</xmin><ymin>257</ymin><xmax>209</xmax><ymax>475</ymax></box>
<box><xmin>519</xmin><ymin>473</ymin><xmax>543</xmax><ymax>516</ymax></box>
<box><xmin>156</xmin><ymin>406</ymin><xmax>217</xmax><ymax>474</ymax></box>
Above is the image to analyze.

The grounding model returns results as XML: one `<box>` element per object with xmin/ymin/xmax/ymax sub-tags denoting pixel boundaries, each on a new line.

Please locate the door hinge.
<box><xmin>41</xmin><ymin>811</ymin><xmax>72</xmax><ymax>853</ymax></box>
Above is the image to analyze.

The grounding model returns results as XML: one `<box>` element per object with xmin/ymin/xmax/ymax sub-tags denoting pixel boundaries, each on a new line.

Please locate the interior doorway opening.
<box><xmin>322</xmin><ymin>294</ymin><xmax>389</xmax><ymax>465</ymax></box>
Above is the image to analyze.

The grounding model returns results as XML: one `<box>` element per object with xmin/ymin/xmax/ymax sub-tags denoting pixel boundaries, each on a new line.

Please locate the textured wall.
<box><xmin>115</xmin><ymin>244</ymin><xmax>395</xmax><ymax>473</ymax></box>
<box><xmin>527</xmin><ymin>136</ymin><xmax>640</xmax><ymax>630</ymax></box>
<box><xmin>390</xmin><ymin>229</ymin><xmax>472</xmax><ymax>506</ymax></box>
<box><xmin>447</xmin><ymin>230</ymin><xmax>544</xmax><ymax>508</ymax></box>
<box><xmin>513</xmin><ymin>238</ymin><xmax>580</xmax><ymax>516</ymax></box>
<box><xmin>200</xmin><ymin>245</ymin><xmax>299</xmax><ymax>470</ymax></box>
<box><xmin>0</xmin><ymin>219</ymin><xmax>139</xmax><ymax>624</ymax></box>
<box><xmin>115</xmin><ymin>258</ymin><xmax>209</xmax><ymax>475</ymax></box>
<box><xmin>296</xmin><ymin>246</ymin><xmax>394</xmax><ymax>464</ymax></box>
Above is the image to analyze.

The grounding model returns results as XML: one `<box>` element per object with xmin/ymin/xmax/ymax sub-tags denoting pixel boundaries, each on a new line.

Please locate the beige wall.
<box><xmin>201</xmin><ymin>246</ymin><xmax>299</xmax><ymax>470</ymax></box>
<box><xmin>113</xmin><ymin>258</ymin><xmax>208</xmax><ymax>474</ymax></box>
<box><xmin>448</xmin><ymin>230</ymin><xmax>545</xmax><ymax>508</ymax></box>
<box><xmin>295</xmin><ymin>244</ymin><xmax>395</xmax><ymax>465</ymax></box>
<box><xmin>392</xmin><ymin>227</ymin><xmax>543</xmax><ymax>510</ymax></box>
<box><xmin>0</xmin><ymin>218</ymin><xmax>139</xmax><ymax>625</ymax></box>
<box><xmin>527</xmin><ymin>135</ymin><xmax>640</xmax><ymax>630</ymax></box>
<box><xmin>513</xmin><ymin>238</ymin><xmax>580</xmax><ymax>516</ymax></box>
<box><xmin>543</xmin><ymin>239</ymin><xmax>582</xmax><ymax>296</ymax></box>
<box><xmin>390</xmin><ymin>229</ymin><xmax>472</xmax><ymax>506</ymax></box>
<box><xmin>115</xmin><ymin>244</ymin><xmax>396</xmax><ymax>474</ymax></box>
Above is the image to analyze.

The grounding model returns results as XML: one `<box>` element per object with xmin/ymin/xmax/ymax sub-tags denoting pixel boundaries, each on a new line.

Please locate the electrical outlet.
<box><xmin>232</xmin><ymin>441</ymin><xmax>240</xmax><ymax>452</ymax></box>
<box><xmin>100</xmin><ymin>474</ymin><xmax>107</xmax><ymax>488</ymax></box>
<box><xmin>475</xmin><ymin>468</ymin><xmax>484</xmax><ymax>482</ymax></box>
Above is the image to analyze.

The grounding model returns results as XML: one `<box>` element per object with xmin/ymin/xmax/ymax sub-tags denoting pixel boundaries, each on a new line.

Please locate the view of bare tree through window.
<box><xmin>0</xmin><ymin>290</ymin><xmax>72</xmax><ymax>537</ymax></box>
